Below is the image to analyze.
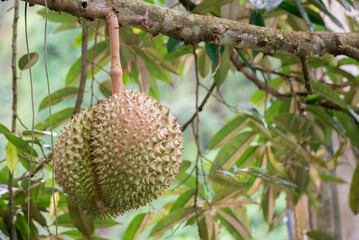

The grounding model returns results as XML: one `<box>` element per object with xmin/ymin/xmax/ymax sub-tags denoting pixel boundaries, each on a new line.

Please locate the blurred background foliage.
<box><xmin>0</xmin><ymin>0</ymin><xmax>359</xmax><ymax>239</ymax></box>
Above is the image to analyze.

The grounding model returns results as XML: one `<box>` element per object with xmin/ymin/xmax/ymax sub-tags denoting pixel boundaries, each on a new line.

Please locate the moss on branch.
<box><xmin>21</xmin><ymin>0</ymin><xmax>359</xmax><ymax>59</ymax></box>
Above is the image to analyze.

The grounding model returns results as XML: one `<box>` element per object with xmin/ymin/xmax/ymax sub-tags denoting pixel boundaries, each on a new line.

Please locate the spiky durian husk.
<box><xmin>54</xmin><ymin>89</ymin><xmax>183</xmax><ymax>219</ymax></box>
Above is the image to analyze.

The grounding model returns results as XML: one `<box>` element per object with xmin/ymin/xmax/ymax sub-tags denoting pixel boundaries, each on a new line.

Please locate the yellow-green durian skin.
<box><xmin>54</xmin><ymin>89</ymin><xmax>183</xmax><ymax>219</ymax></box>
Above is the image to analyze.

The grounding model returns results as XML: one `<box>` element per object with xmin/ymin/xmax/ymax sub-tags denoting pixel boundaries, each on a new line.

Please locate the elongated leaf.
<box><xmin>175</xmin><ymin>172</ymin><xmax>206</xmax><ymax>198</ymax></box>
<box><xmin>205</xmin><ymin>43</ymin><xmax>224</xmax><ymax>67</ymax></box>
<box><xmin>94</xmin><ymin>219</ymin><xmax>119</xmax><ymax>228</ymax></box>
<box><xmin>67</xmin><ymin>199</ymin><xmax>94</xmax><ymax>238</ymax></box>
<box><xmin>212</xmin><ymin>185</ymin><xmax>246</xmax><ymax>205</ymax></box>
<box><xmin>274</xmin><ymin>113</ymin><xmax>325</xmax><ymax>143</ymax></box>
<box><xmin>0</xmin><ymin>124</ymin><xmax>38</xmax><ymax>157</ymax></box>
<box><xmin>66</xmin><ymin>41</ymin><xmax>110</xmax><ymax>86</ymax></box>
<box><xmin>37</xmin><ymin>8</ymin><xmax>77</xmax><ymax>23</ymax></box>
<box><xmin>6</xmin><ymin>142</ymin><xmax>18</xmax><ymax>174</ymax></box>
<box><xmin>198</xmin><ymin>50</ymin><xmax>211</xmax><ymax>78</ymax></box>
<box><xmin>278</xmin><ymin>2</ymin><xmax>325</xmax><ymax>26</ymax></box>
<box><xmin>217</xmin><ymin>209</ymin><xmax>250</xmax><ymax>239</ymax></box>
<box><xmin>350</xmin><ymin>164</ymin><xmax>359</xmax><ymax>215</ymax></box>
<box><xmin>320</xmin><ymin>174</ymin><xmax>346</xmax><ymax>184</ymax></box>
<box><xmin>35</xmin><ymin>108</ymin><xmax>74</xmax><ymax>131</ymax></box>
<box><xmin>310</xmin><ymin>80</ymin><xmax>347</xmax><ymax>109</ymax></box>
<box><xmin>214</xmin><ymin>47</ymin><xmax>231</xmax><ymax>87</ymax></box>
<box><xmin>22</xmin><ymin>129</ymin><xmax>58</xmax><ymax>138</ymax></box>
<box><xmin>56</xmin><ymin>213</ymin><xmax>73</xmax><ymax>227</ymax></box>
<box><xmin>99</xmin><ymin>80</ymin><xmax>112</xmax><ymax>98</ymax></box>
<box><xmin>309</xmin><ymin>0</ymin><xmax>344</xmax><ymax>29</ymax></box>
<box><xmin>170</xmin><ymin>189</ymin><xmax>195</xmax><ymax>212</ymax></box>
<box><xmin>167</xmin><ymin>38</ymin><xmax>184</xmax><ymax>54</ymax></box>
<box><xmin>150</xmin><ymin>207</ymin><xmax>196</xmax><ymax>236</ymax></box>
<box><xmin>123</xmin><ymin>213</ymin><xmax>152</xmax><ymax>240</ymax></box>
<box><xmin>270</xmin><ymin>131</ymin><xmax>308</xmax><ymax>162</ymax></box>
<box><xmin>209</xmin><ymin>115</ymin><xmax>250</xmax><ymax>150</ymax></box>
<box><xmin>38</xmin><ymin>87</ymin><xmax>78</xmax><ymax>111</ymax></box>
<box><xmin>307</xmin><ymin>230</ymin><xmax>333</xmax><ymax>240</ymax></box>
<box><xmin>193</xmin><ymin>0</ymin><xmax>233</xmax><ymax>14</ymax></box>
<box><xmin>49</xmin><ymin>191</ymin><xmax>60</xmax><ymax>219</ymax></box>
<box><xmin>123</xmin><ymin>213</ymin><xmax>146</xmax><ymax>240</ymax></box>
<box><xmin>18</xmin><ymin>52</ymin><xmax>39</xmax><ymax>70</ymax></box>
<box><xmin>212</xmin><ymin>131</ymin><xmax>256</xmax><ymax>172</ymax></box>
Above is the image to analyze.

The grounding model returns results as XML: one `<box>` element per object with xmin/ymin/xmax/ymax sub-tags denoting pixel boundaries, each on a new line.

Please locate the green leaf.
<box><xmin>310</xmin><ymin>80</ymin><xmax>348</xmax><ymax>109</ymax></box>
<box><xmin>37</xmin><ymin>8</ymin><xmax>77</xmax><ymax>23</ymax></box>
<box><xmin>167</xmin><ymin>38</ymin><xmax>184</xmax><ymax>54</ymax></box>
<box><xmin>249</xmin><ymin>10</ymin><xmax>265</xmax><ymax>27</ymax></box>
<box><xmin>211</xmin><ymin>131</ymin><xmax>256</xmax><ymax>172</ymax></box>
<box><xmin>217</xmin><ymin>208</ymin><xmax>250</xmax><ymax>239</ymax></box>
<box><xmin>38</xmin><ymin>87</ymin><xmax>79</xmax><ymax>111</ymax></box>
<box><xmin>18</xmin><ymin>52</ymin><xmax>39</xmax><ymax>70</ymax></box>
<box><xmin>350</xmin><ymin>163</ymin><xmax>359</xmax><ymax>214</ymax></box>
<box><xmin>99</xmin><ymin>80</ymin><xmax>112</xmax><ymax>98</ymax></box>
<box><xmin>212</xmin><ymin>185</ymin><xmax>246</xmax><ymax>205</ymax></box>
<box><xmin>56</xmin><ymin>213</ymin><xmax>74</xmax><ymax>228</ymax></box>
<box><xmin>320</xmin><ymin>174</ymin><xmax>346</xmax><ymax>184</ymax></box>
<box><xmin>150</xmin><ymin>207</ymin><xmax>196</xmax><ymax>236</ymax></box>
<box><xmin>209</xmin><ymin>115</ymin><xmax>250</xmax><ymax>150</ymax></box>
<box><xmin>274</xmin><ymin>113</ymin><xmax>325</xmax><ymax>143</ymax></box>
<box><xmin>94</xmin><ymin>218</ymin><xmax>119</xmax><ymax>228</ymax></box>
<box><xmin>214</xmin><ymin>47</ymin><xmax>231</xmax><ymax>88</ymax></box>
<box><xmin>67</xmin><ymin>199</ymin><xmax>94</xmax><ymax>238</ymax></box>
<box><xmin>170</xmin><ymin>189</ymin><xmax>195</xmax><ymax>212</ymax></box>
<box><xmin>198</xmin><ymin>50</ymin><xmax>211</xmax><ymax>78</ymax></box>
<box><xmin>6</xmin><ymin>142</ymin><xmax>18</xmax><ymax>174</ymax></box>
<box><xmin>307</xmin><ymin>230</ymin><xmax>333</xmax><ymax>240</ymax></box>
<box><xmin>179</xmin><ymin>160</ymin><xmax>191</xmax><ymax>174</ymax></box>
<box><xmin>22</xmin><ymin>129</ymin><xmax>57</xmax><ymax>138</ymax></box>
<box><xmin>123</xmin><ymin>213</ymin><xmax>150</xmax><ymax>240</ymax></box>
<box><xmin>0</xmin><ymin>124</ymin><xmax>38</xmax><ymax>157</ymax></box>
<box><xmin>205</xmin><ymin>43</ymin><xmax>224</xmax><ymax>67</ymax></box>
<box><xmin>278</xmin><ymin>2</ymin><xmax>325</xmax><ymax>26</ymax></box>
<box><xmin>66</xmin><ymin>41</ymin><xmax>110</xmax><ymax>86</ymax></box>
<box><xmin>35</xmin><ymin>108</ymin><xmax>74</xmax><ymax>131</ymax></box>
<box><xmin>193</xmin><ymin>0</ymin><xmax>233</xmax><ymax>14</ymax></box>
<box><xmin>309</xmin><ymin>0</ymin><xmax>344</xmax><ymax>29</ymax></box>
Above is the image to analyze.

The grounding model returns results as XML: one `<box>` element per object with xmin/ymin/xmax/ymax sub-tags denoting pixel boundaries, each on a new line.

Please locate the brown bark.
<box><xmin>21</xmin><ymin>0</ymin><xmax>359</xmax><ymax>60</ymax></box>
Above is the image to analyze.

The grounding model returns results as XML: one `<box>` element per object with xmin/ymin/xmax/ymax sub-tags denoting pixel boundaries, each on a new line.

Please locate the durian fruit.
<box><xmin>54</xmin><ymin>89</ymin><xmax>183</xmax><ymax>219</ymax></box>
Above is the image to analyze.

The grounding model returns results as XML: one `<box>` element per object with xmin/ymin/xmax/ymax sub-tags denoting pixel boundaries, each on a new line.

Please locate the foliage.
<box><xmin>1</xmin><ymin>0</ymin><xmax>359</xmax><ymax>239</ymax></box>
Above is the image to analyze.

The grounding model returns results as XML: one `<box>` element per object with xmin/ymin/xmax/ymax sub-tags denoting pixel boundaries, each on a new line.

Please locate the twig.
<box><xmin>210</xmin><ymin>35</ymin><xmax>222</xmax><ymax>79</ymax></box>
<box><xmin>181</xmin><ymin>83</ymin><xmax>216</xmax><ymax>131</ymax></box>
<box><xmin>44</xmin><ymin>0</ymin><xmax>57</xmax><ymax>235</ymax></box>
<box><xmin>9</xmin><ymin>1</ymin><xmax>19</xmax><ymax>239</ymax></box>
<box><xmin>230</xmin><ymin>52</ymin><xmax>308</xmax><ymax>99</ymax></box>
<box><xmin>300</xmin><ymin>57</ymin><xmax>313</xmax><ymax>95</ymax></box>
<box><xmin>192</xmin><ymin>46</ymin><xmax>200</xmax><ymax>229</ymax></box>
<box><xmin>74</xmin><ymin>18</ymin><xmax>89</xmax><ymax>114</ymax></box>
<box><xmin>16</xmin><ymin>153</ymin><xmax>52</xmax><ymax>182</ymax></box>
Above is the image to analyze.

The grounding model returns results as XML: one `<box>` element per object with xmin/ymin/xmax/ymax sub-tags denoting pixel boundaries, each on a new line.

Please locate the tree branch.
<box><xmin>22</xmin><ymin>0</ymin><xmax>359</xmax><ymax>59</ymax></box>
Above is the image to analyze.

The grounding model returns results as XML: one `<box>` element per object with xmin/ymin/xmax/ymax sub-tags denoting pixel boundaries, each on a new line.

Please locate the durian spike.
<box><xmin>106</xmin><ymin>12</ymin><xmax>123</xmax><ymax>94</ymax></box>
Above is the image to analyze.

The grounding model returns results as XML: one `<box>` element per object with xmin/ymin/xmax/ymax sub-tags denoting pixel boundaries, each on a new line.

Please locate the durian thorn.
<box><xmin>106</xmin><ymin>12</ymin><xmax>123</xmax><ymax>94</ymax></box>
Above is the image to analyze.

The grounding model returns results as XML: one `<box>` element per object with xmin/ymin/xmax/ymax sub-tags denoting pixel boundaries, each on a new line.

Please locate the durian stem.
<box><xmin>106</xmin><ymin>12</ymin><xmax>124</xmax><ymax>94</ymax></box>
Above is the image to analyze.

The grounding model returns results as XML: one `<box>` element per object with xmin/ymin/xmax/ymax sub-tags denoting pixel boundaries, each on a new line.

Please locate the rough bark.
<box><xmin>22</xmin><ymin>0</ymin><xmax>359</xmax><ymax>59</ymax></box>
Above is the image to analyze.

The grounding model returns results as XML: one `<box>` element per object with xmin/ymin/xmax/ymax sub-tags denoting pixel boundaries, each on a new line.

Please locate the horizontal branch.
<box><xmin>23</xmin><ymin>0</ymin><xmax>359</xmax><ymax>59</ymax></box>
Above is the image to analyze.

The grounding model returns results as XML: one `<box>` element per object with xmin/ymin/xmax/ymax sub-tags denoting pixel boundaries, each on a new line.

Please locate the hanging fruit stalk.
<box><xmin>106</xmin><ymin>12</ymin><xmax>123</xmax><ymax>94</ymax></box>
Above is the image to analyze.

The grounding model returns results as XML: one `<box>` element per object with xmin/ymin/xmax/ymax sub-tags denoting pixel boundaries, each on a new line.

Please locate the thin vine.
<box><xmin>24</xmin><ymin>3</ymin><xmax>35</xmax><ymax>239</ymax></box>
<box><xmin>44</xmin><ymin>0</ymin><xmax>58</xmax><ymax>236</ymax></box>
